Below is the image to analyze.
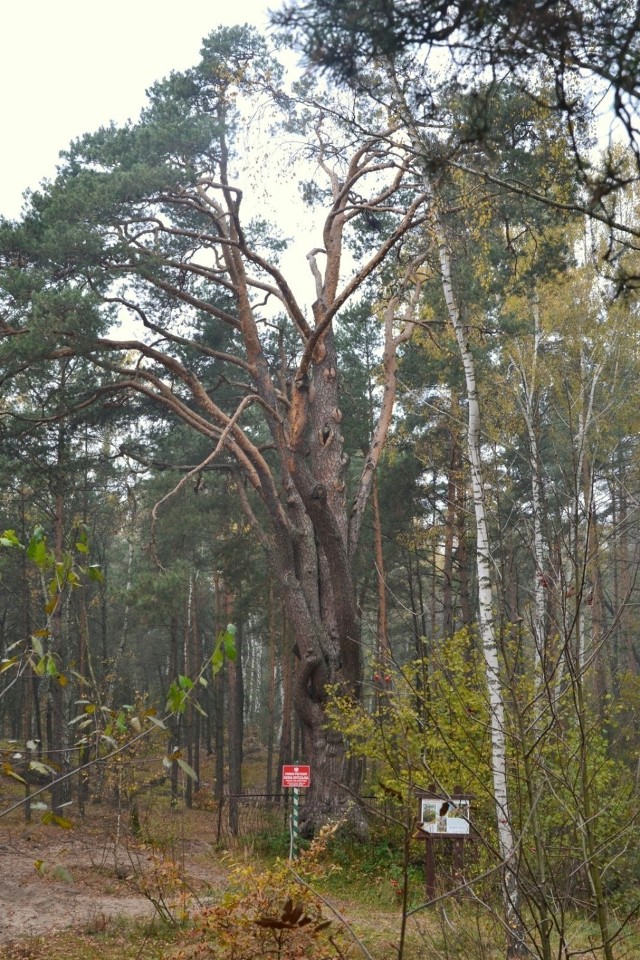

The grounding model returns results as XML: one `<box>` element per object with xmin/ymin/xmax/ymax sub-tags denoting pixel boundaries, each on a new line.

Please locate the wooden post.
<box><xmin>425</xmin><ymin>834</ymin><xmax>435</xmax><ymax>899</ymax></box>
<box><xmin>453</xmin><ymin>838</ymin><xmax>464</xmax><ymax>886</ymax></box>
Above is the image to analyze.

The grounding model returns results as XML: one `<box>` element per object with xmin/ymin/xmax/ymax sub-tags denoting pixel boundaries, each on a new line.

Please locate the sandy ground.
<box><xmin>0</xmin><ymin>819</ymin><xmax>226</xmax><ymax>944</ymax></box>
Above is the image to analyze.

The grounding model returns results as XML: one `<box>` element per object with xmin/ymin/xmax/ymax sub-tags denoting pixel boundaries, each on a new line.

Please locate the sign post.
<box><xmin>414</xmin><ymin>786</ymin><xmax>474</xmax><ymax>900</ymax></box>
<box><xmin>281</xmin><ymin>764</ymin><xmax>311</xmax><ymax>860</ymax></box>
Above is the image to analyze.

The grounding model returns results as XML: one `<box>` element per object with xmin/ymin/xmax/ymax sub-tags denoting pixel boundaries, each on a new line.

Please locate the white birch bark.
<box><xmin>388</xmin><ymin>70</ymin><xmax>527</xmax><ymax>952</ymax></box>
<box><xmin>434</xmin><ymin>213</ymin><xmax>525</xmax><ymax>951</ymax></box>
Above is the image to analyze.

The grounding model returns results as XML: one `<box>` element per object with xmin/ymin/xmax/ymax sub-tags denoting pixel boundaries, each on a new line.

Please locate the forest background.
<box><xmin>1</xmin><ymin>2</ymin><xmax>640</xmax><ymax>959</ymax></box>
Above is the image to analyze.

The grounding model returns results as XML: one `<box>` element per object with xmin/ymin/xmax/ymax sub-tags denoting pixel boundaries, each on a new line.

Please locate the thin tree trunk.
<box><xmin>511</xmin><ymin>293</ymin><xmax>548</xmax><ymax>679</ymax></box>
<box><xmin>442</xmin><ymin>415</ymin><xmax>461</xmax><ymax>638</ymax></box>
<box><xmin>103</xmin><ymin>535</ymin><xmax>135</xmax><ymax>711</ymax></box>
<box><xmin>49</xmin><ymin>491</ymin><xmax>66</xmax><ymax>814</ymax></box>
<box><xmin>226</xmin><ymin>587</ymin><xmax>242</xmax><ymax>836</ymax></box>
<box><xmin>431</xmin><ymin>196</ymin><xmax>527</xmax><ymax>957</ymax></box>
<box><xmin>276</xmin><ymin>609</ymin><xmax>293</xmax><ymax>805</ymax></box>
<box><xmin>372</xmin><ymin>472</ymin><xmax>390</xmax><ymax>664</ymax></box>
<box><xmin>213</xmin><ymin>579</ymin><xmax>225</xmax><ymax>803</ymax></box>
<box><xmin>168</xmin><ymin>615</ymin><xmax>180</xmax><ymax>808</ymax></box>
<box><xmin>265</xmin><ymin>582</ymin><xmax>277</xmax><ymax>798</ymax></box>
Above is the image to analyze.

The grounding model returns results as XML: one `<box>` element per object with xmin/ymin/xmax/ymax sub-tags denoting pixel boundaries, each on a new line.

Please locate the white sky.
<box><xmin>0</xmin><ymin>0</ymin><xmax>277</xmax><ymax>220</ymax></box>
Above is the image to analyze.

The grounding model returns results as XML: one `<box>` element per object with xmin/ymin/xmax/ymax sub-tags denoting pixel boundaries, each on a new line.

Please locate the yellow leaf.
<box><xmin>0</xmin><ymin>657</ymin><xmax>18</xmax><ymax>675</ymax></box>
<box><xmin>2</xmin><ymin>763</ymin><xmax>26</xmax><ymax>784</ymax></box>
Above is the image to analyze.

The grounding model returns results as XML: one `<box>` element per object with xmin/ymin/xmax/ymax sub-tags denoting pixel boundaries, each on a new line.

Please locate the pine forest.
<box><xmin>1</xmin><ymin>4</ymin><xmax>640</xmax><ymax>958</ymax></box>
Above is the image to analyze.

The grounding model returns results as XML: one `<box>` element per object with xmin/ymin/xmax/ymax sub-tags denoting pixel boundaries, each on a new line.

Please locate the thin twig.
<box><xmin>287</xmin><ymin>864</ymin><xmax>375</xmax><ymax>960</ymax></box>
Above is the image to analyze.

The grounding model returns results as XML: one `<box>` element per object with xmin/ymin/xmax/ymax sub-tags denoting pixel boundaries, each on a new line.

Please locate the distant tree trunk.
<box><xmin>405</xmin><ymin>549</ymin><xmax>428</xmax><ymax>657</ymax></box>
<box><xmin>104</xmin><ymin>531</ymin><xmax>135</xmax><ymax>712</ymax></box>
<box><xmin>613</xmin><ymin>468</ymin><xmax>634</xmax><ymax>676</ymax></box>
<box><xmin>372</xmin><ymin>473</ymin><xmax>389</xmax><ymax>663</ymax></box>
<box><xmin>226</xmin><ymin>585</ymin><xmax>242</xmax><ymax>836</ymax></box>
<box><xmin>192</xmin><ymin>589</ymin><xmax>202</xmax><ymax>787</ymax></box>
<box><xmin>456</xmin><ymin>480</ymin><xmax>473</xmax><ymax>627</ymax></box>
<box><xmin>265</xmin><ymin>583</ymin><xmax>278</xmax><ymax>798</ymax></box>
<box><xmin>49</xmin><ymin>490</ymin><xmax>67</xmax><ymax>814</ymax></box>
<box><xmin>277</xmin><ymin>612</ymin><xmax>294</xmax><ymax>805</ymax></box>
<box><xmin>511</xmin><ymin>292</ymin><xmax>551</xmax><ymax>683</ymax></box>
<box><xmin>582</xmin><ymin>460</ymin><xmax>609</xmax><ymax>700</ymax></box>
<box><xmin>20</xmin><ymin>488</ymin><xmax>34</xmax><ymax>746</ymax></box>
<box><xmin>168</xmin><ymin>615</ymin><xmax>180</xmax><ymax>807</ymax></box>
<box><xmin>442</xmin><ymin>408</ymin><xmax>462</xmax><ymax>638</ymax></box>
<box><xmin>184</xmin><ymin>574</ymin><xmax>198</xmax><ymax>809</ymax></box>
<box><xmin>214</xmin><ymin>668</ymin><xmax>225</xmax><ymax>803</ymax></box>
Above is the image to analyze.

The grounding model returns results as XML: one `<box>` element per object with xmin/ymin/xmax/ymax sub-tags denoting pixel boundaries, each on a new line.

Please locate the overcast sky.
<box><xmin>0</xmin><ymin>0</ymin><xmax>278</xmax><ymax>219</ymax></box>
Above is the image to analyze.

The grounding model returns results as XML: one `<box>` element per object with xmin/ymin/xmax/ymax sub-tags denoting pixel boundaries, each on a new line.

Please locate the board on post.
<box><xmin>281</xmin><ymin>764</ymin><xmax>311</xmax><ymax>789</ymax></box>
<box><xmin>413</xmin><ymin>787</ymin><xmax>474</xmax><ymax>899</ymax></box>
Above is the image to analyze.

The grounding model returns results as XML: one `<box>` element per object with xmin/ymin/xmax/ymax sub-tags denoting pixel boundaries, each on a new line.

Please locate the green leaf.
<box><xmin>86</xmin><ymin>564</ymin><xmax>104</xmax><ymax>582</ymax></box>
<box><xmin>0</xmin><ymin>657</ymin><xmax>18</xmax><ymax>674</ymax></box>
<box><xmin>166</xmin><ymin>680</ymin><xmax>187</xmax><ymax>714</ymax></box>
<box><xmin>211</xmin><ymin>646</ymin><xmax>224</xmax><ymax>675</ymax></box>
<box><xmin>146</xmin><ymin>715</ymin><xmax>167</xmax><ymax>730</ymax></box>
<box><xmin>31</xmin><ymin>635</ymin><xmax>45</xmax><ymax>658</ymax></box>
<box><xmin>29</xmin><ymin>760</ymin><xmax>54</xmax><ymax>776</ymax></box>
<box><xmin>177</xmin><ymin>758</ymin><xmax>199</xmax><ymax>782</ymax></box>
<box><xmin>27</xmin><ymin>537</ymin><xmax>48</xmax><ymax>566</ymax></box>
<box><xmin>0</xmin><ymin>529</ymin><xmax>21</xmax><ymax>548</ymax></box>
<box><xmin>223</xmin><ymin>624</ymin><xmax>237</xmax><ymax>661</ymax></box>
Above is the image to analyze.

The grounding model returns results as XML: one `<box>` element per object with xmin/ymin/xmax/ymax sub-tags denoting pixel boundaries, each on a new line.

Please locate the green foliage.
<box><xmin>328</xmin><ymin>629</ymin><xmax>490</xmax><ymax>806</ymax></box>
<box><xmin>167</xmin><ymin>623</ymin><xmax>235</xmax><ymax>717</ymax></box>
<box><xmin>0</xmin><ymin>525</ymin><xmax>103</xmax><ymax>695</ymax></box>
<box><xmin>328</xmin><ymin>627</ymin><xmax>640</xmax><ymax>920</ymax></box>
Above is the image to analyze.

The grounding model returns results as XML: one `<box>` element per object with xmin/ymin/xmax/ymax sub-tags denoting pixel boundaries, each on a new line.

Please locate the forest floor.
<box><xmin>1</xmin><ymin>787</ymin><xmax>638</xmax><ymax>960</ymax></box>
<box><xmin>0</xmin><ymin>802</ymin><xmax>229</xmax><ymax>949</ymax></box>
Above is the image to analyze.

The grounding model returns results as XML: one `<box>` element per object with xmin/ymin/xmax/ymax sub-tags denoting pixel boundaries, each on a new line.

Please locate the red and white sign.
<box><xmin>281</xmin><ymin>764</ymin><xmax>311</xmax><ymax>788</ymax></box>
